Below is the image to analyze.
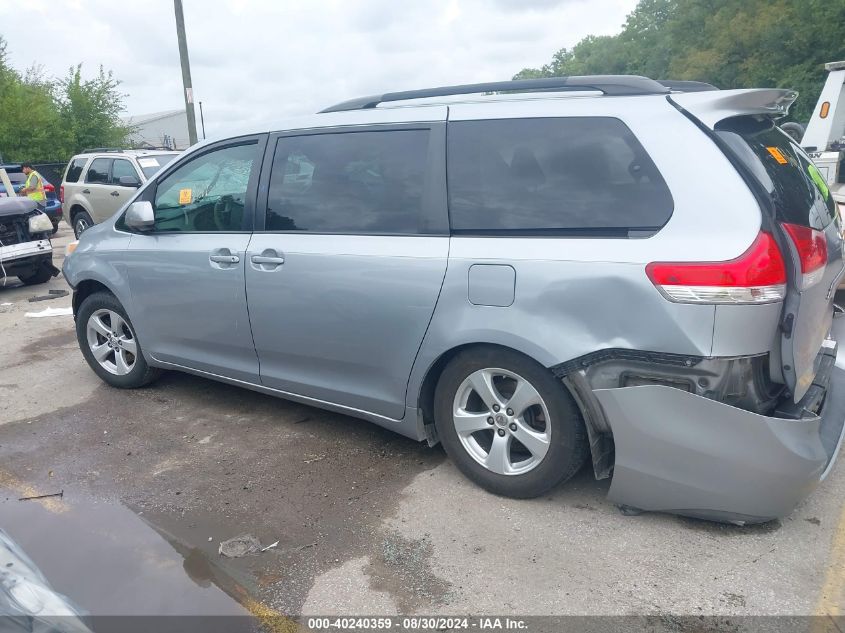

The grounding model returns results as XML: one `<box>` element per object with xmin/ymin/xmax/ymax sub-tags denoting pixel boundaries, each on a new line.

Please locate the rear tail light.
<box><xmin>43</xmin><ymin>183</ymin><xmax>55</xmax><ymax>192</ymax></box>
<box><xmin>646</xmin><ymin>232</ymin><xmax>787</xmax><ymax>304</ymax></box>
<box><xmin>781</xmin><ymin>223</ymin><xmax>827</xmax><ymax>289</ymax></box>
<box><xmin>59</xmin><ymin>185</ymin><xmax>64</xmax><ymax>203</ymax></box>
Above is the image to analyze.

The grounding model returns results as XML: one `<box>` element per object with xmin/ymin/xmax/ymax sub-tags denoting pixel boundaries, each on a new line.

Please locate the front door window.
<box><xmin>153</xmin><ymin>143</ymin><xmax>257</xmax><ymax>232</ymax></box>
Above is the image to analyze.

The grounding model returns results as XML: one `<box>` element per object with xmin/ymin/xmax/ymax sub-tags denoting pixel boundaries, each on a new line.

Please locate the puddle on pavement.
<box><xmin>0</xmin><ymin>489</ymin><xmax>252</xmax><ymax>618</ymax></box>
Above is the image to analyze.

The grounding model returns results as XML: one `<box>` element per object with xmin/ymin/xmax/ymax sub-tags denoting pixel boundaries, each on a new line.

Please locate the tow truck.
<box><xmin>801</xmin><ymin>61</ymin><xmax>845</xmax><ymax>215</ymax></box>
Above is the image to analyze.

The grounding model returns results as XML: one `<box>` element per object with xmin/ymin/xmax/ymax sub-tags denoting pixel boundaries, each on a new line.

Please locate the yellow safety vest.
<box><xmin>25</xmin><ymin>170</ymin><xmax>46</xmax><ymax>202</ymax></box>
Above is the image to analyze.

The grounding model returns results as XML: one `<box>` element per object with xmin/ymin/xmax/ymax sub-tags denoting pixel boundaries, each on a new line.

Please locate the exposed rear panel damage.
<box><xmin>574</xmin><ymin>340</ymin><xmax>845</xmax><ymax>524</ymax></box>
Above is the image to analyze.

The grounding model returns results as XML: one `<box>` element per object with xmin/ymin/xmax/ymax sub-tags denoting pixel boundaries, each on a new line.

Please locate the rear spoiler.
<box><xmin>669</xmin><ymin>89</ymin><xmax>798</xmax><ymax>128</ymax></box>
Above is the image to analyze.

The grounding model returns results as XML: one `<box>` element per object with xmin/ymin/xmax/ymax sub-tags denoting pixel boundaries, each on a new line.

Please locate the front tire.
<box><xmin>76</xmin><ymin>291</ymin><xmax>161</xmax><ymax>388</ymax></box>
<box><xmin>434</xmin><ymin>347</ymin><xmax>589</xmax><ymax>498</ymax></box>
<box><xmin>73</xmin><ymin>211</ymin><xmax>94</xmax><ymax>238</ymax></box>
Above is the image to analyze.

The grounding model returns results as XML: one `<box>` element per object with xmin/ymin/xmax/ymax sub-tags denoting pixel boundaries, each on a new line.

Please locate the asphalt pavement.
<box><xmin>1</xmin><ymin>224</ymin><xmax>844</xmax><ymax>624</ymax></box>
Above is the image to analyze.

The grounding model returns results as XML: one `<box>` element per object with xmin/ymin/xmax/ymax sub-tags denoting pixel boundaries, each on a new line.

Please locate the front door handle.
<box><xmin>82</xmin><ymin>189</ymin><xmax>91</xmax><ymax>194</ymax></box>
<box><xmin>110</xmin><ymin>191</ymin><xmax>120</xmax><ymax>197</ymax></box>
<box><xmin>210</xmin><ymin>254</ymin><xmax>240</xmax><ymax>264</ymax></box>
<box><xmin>251</xmin><ymin>255</ymin><xmax>285</xmax><ymax>265</ymax></box>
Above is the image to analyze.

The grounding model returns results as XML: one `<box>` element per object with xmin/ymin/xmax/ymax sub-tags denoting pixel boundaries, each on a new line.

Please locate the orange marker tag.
<box><xmin>766</xmin><ymin>147</ymin><xmax>788</xmax><ymax>164</ymax></box>
<box><xmin>178</xmin><ymin>188</ymin><xmax>192</xmax><ymax>205</ymax></box>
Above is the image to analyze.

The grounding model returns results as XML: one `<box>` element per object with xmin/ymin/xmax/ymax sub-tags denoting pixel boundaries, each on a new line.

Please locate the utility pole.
<box><xmin>199</xmin><ymin>101</ymin><xmax>206</xmax><ymax>139</ymax></box>
<box><xmin>173</xmin><ymin>0</ymin><xmax>198</xmax><ymax>146</ymax></box>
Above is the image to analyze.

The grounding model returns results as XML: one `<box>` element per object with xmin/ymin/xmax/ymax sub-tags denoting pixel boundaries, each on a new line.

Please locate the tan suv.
<box><xmin>61</xmin><ymin>149</ymin><xmax>180</xmax><ymax>237</ymax></box>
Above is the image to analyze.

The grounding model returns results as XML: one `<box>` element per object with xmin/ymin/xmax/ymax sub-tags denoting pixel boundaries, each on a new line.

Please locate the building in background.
<box><xmin>122</xmin><ymin>109</ymin><xmax>190</xmax><ymax>150</ymax></box>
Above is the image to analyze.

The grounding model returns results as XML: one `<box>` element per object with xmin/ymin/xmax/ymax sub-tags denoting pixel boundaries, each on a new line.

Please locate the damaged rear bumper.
<box><xmin>593</xmin><ymin>342</ymin><xmax>845</xmax><ymax>524</ymax></box>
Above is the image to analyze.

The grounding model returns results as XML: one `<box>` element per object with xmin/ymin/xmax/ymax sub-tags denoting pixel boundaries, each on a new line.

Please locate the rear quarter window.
<box><xmin>446</xmin><ymin>117</ymin><xmax>674</xmax><ymax>236</ymax></box>
<box><xmin>715</xmin><ymin>117</ymin><xmax>837</xmax><ymax>230</ymax></box>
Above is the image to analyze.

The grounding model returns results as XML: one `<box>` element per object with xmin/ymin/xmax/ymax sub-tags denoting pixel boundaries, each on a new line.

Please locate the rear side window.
<box><xmin>265</xmin><ymin>130</ymin><xmax>430</xmax><ymax>234</ymax></box>
<box><xmin>85</xmin><ymin>158</ymin><xmax>111</xmax><ymax>184</ymax></box>
<box><xmin>447</xmin><ymin>117</ymin><xmax>673</xmax><ymax>235</ymax></box>
<box><xmin>65</xmin><ymin>158</ymin><xmax>87</xmax><ymax>183</ymax></box>
<box><xmin>716</xmin><ymin>117</ymin><xmax>837</xmax><ymax>230</ymax></box>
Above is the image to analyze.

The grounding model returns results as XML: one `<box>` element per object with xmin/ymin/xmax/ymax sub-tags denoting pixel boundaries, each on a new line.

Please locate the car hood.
<box><xmin>0</xmin><ymin>198</ymin><xmax>38</xmax><ymax>218</ymax></box>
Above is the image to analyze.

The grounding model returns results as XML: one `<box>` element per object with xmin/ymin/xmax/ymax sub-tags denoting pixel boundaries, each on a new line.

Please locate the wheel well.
<box><xmin>417</xmin><ymin>343</ymin><xmax>610</xmax><ymax>477</ymax></box>
<box><xmin>69</xmin><ymin>204</ymin><xmax>87</xmax><ymax>223</ymax></box>
<box><xmin>72</xmin><ymin>280</ymin><xmax>112</xmax><ymax>317</ymax></box>
<box><xmin>417</xmin><ymin>343</ymin><xmax>545</xmax><ymax>438</ymax></box>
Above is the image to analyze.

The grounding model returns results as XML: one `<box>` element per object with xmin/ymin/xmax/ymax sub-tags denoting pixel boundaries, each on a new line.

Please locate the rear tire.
<box><xmin>76</xmin><ymin>291</ymin><xmax>161</xmax><ymax>388</ymax></box>
<box><xmin>73</xmin><ymin>211</ymin><xmax>93</xmax><ymax>238</ymax></box>
<box><xmin>434</xmin><ymin>347</ymin><xmax>589</xmax><ymax>498</ymax></box>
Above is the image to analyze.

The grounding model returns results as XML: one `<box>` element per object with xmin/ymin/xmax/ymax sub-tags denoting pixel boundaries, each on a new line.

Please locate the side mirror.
<box><xmin>118</xmin><ymin>175</ymin><xmax>141</xmax><ymax>188</ymax></box>
<box><xmin>125</xmin><ymin>200</ymin><xmax>154</xmax><ymax>231</ymax></box>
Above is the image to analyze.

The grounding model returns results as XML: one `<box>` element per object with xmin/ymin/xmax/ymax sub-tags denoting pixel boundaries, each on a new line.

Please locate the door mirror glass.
<box><xmin>125</xmin><ymin>200</ymin><xmax>155</xmax><ymax>231</ymax></box>
<box><xmin>118</xmin><ymin>175</ymin><xmax>141</xmax><ymax>187</ymax></box>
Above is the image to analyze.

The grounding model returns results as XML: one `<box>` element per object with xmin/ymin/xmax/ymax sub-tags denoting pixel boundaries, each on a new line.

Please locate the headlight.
<box><xmin>28</xmin><ymin>213</ymin><xmax>53</xmax><ymax>234</ymax></box>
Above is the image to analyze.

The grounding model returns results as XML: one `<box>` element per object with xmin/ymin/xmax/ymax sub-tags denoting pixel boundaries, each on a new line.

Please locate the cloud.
<box><xmin>0</xmin><ymin>0</ymin><xmax>636</xmax><ymax>139</ymax></box>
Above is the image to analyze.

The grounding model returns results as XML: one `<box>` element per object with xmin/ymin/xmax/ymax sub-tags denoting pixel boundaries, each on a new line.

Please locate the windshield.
<box><xmin>136</xmin><ymin>154</ymin><xmax>178</xmax><ymax>179</ymax></box>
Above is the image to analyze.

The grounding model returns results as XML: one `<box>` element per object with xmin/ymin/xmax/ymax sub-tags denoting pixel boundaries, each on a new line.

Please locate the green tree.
<box><xmin>513</xmin><ymin>0</ymin><xmax>845</xmax><ymax>124</ymax></box>
<box><xmin>59</xmin><ymin>64</ymin><xmax>132</xmax><ymax>154</ymax></box>
<box><xmin>0</xmin><ymin>36</ymin><xmax>131</xmax><ymax>162</ymax></box>
<box><xmin>0</xmin><ymin>62</ymin><xmax>64</xmax><ymax>163</ymax></box>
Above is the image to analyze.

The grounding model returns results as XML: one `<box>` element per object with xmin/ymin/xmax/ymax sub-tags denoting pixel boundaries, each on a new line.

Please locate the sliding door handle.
<box><xmin>251</xmin><ymin>255</ymin><xmax>285</xmax><ymax>265</ymax></box>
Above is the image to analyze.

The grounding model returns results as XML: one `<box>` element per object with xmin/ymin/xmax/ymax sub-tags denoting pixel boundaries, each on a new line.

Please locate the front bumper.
<box><xmin>593</xmin><ymin>341</ymin><xmax>845</xmax><ymax>524</ymax></box>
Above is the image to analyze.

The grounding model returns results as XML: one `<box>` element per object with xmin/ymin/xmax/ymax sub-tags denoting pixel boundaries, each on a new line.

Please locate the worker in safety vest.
<box><xmin>19</xmin><ymin>162</ymin><xmax>46</xmax><ymax>208</ymax></box>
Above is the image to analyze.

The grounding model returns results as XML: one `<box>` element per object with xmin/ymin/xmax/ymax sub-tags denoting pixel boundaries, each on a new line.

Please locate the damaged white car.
<box><xmin>0</xmin><ymin>197</ymin><xmax>58</xmax><ymax>287</ymax></box>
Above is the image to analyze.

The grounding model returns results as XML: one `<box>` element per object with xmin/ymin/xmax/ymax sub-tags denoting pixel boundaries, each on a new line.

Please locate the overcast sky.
<box><xmin>1</xmin><ymin>0</ymin><xmax>637</xmax><ymax>139</ymax></box>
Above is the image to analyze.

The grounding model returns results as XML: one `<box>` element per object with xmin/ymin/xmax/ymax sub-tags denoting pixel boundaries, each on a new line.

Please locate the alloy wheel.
<box><xmin>451</xmin><ymin>368</ymin><xmax>551</xmax><ymax>475</ymax></box>
<box><xmin>86</xmin><ymin>309</ymin><xmax>137</xmax><ymax>375</ymax></box>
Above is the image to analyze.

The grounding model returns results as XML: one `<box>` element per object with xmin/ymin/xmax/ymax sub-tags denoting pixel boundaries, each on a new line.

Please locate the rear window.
<box><xmin>447</xmin><ymin>117</ymin><xmax>674</xmax><ymax>235</ymax></box>
<box><xmin>715</xmin><ymin>117</ymin><xmax>837</xmax><ymax>230</ymax></box>
<box><xmin>65</xmin><ymin>158</ymin><xmax>87</xmax><ymax>183</ymax></box>
<box><xmin>137</xmin><ymin>154</ymin><xmax>178</xmax><ymax>179</ymax></box>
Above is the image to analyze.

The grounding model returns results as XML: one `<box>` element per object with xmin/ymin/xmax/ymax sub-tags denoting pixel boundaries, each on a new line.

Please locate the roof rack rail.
<box><xmin>81</xmin><ymin>147</ymin><xmax>125</xmax><ymax>153</ymax></box>
<box><xmin>320</xmin><ymin>75</ymin><xmax>670</xmax><ymax>113</ymax></box>
<box><xmin>657</xmin><ymin>80</ymin><xmax>718</xmax><ymax>92</ymax></box>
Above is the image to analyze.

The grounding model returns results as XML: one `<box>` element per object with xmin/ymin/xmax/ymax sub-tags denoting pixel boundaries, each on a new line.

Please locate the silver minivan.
<box><xmin>63</xmin><ymin>76</ymin><xmax>845</xmax><ymax>524</ymax></box>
